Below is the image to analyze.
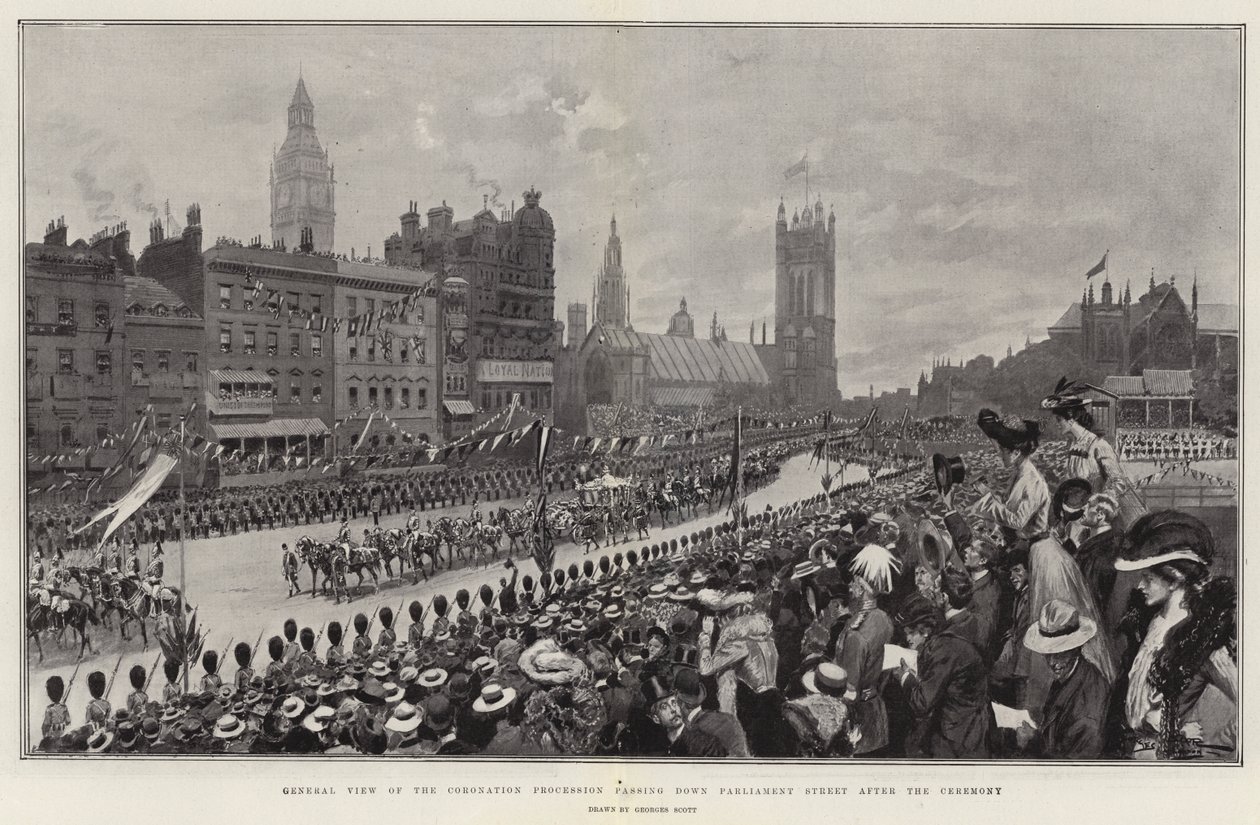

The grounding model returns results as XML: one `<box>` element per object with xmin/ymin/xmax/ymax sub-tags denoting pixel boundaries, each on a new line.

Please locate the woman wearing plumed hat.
<box><xmin>1042</xmin><ymin>377</ymin><xmax>1147</xmax><ymax>527</ymax></box>
<box><xmin>970</xmin><ymin>409</ymin><xmax>1115</xmax><ymax>718</ymax></box>
<box><xmin>1113</xmin><ymin>511</ymin><xmax>1236</xmax><ymax>760</ymax></box>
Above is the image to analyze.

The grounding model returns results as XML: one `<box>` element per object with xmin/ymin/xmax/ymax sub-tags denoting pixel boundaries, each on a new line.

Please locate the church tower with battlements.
<box><xmin>270</xmin><ymin>74</ymin><xmax>336</xmax><ymax>253</ymax></box>
<box><xmin>774</xmin><ymin>196</ymin><xmax>837</xmax><ymax>405</ymax></box>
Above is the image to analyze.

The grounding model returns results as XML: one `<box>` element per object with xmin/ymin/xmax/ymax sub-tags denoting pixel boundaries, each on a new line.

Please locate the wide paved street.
<box><xmin>26</xmin><ymin>452</ymin><xmax>873</xmax><ymax>739</ymax></box>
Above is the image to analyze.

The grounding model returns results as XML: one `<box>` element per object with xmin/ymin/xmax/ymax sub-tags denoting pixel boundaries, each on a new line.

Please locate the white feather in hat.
<box><xmin>849</xmin><ymin>544</ymin><xmax>901</xmax><ymax>594</ymax></box>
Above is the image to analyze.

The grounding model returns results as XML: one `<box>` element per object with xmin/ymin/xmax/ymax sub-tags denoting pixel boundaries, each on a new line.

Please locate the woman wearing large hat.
<box><xmin>972</xmin><ymin>408</ymin><xmax>1116</xmax><ymax>717</ymax></box>
<box><xmin>1042</xmin><ymin>377</ymin><xmax>1147</xmax><ymax>526</ymax></box>
<box><xmin>1113</xmin><ymin>511</ymin><xmax>1236</xmax><ymax>760</ymax></box>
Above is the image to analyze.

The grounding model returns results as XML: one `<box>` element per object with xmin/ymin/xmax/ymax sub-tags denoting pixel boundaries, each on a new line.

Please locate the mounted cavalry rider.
<box><xmin>336</xmin><ymin>518</ymin><xmax>352</xmax><ymax>545</ymax></box>
<box><xmin>124</xmin><ymin>543</ymin><xmax>142</xmax><ymax>582</ymax></box>
<box><xmin>470</xmin><ymin>494</ymin><xmax>482</xmax><ymax>525</ymax></box>
<box><xmin>142</xmin><ymin>544</ymin><xmax>165</xmax><ymax>618</ymax></box>
<box><xmin>405</xmin><ymin>507</ymin><xmax>420</xmax><ymax>533</ymax></box>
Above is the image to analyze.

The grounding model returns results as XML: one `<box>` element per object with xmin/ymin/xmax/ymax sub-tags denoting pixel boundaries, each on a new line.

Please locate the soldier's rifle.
<box><xmin>312</xmin><ymin>621</ymin><xmax>327</xmax><ymax>647</ymax></box>
<box><xmin>246</xmin><ymin>628</ymin><xmax>265</xmax><ymax>665</ymax></box>
<box><xmin>61</xmin><ymin>659</ymin><xmax>83</xmax><ymax>705</ymax></box>
<box><xmin>363</xmin><ymin>602</ymin><xmax>383</xmax><ymax>636</ymax></box>
<box><xmin>218</xmin><ymin>636</ymin><xmax>235</xmax><ymax>673</ymax></box>
<box><xmin>102</xmin><ymin>652</ymin><xmax>125</xmax><ymax>702</ymax></box>
<box><xmin>141</xmin><ymin>652</ymin><xmax>161</xmax><ymax>693</ymax></box>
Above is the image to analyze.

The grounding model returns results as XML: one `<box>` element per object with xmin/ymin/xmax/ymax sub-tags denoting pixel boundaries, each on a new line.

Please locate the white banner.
<box><xmin>476</xmin><ymin>359</ymin><xmax>553</xmax><ymax>383</ymax></box>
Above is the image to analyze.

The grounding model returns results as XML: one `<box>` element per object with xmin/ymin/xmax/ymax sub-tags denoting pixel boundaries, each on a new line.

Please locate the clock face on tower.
<box><xmin>313</xmin><ymin>184</ymin><xmax>327</xmax><ymax>207</ymax></box>
<box><xmin>277</xmin><ymin>183</ymin><xmax>292</xmax><ymax>206</ymax></box>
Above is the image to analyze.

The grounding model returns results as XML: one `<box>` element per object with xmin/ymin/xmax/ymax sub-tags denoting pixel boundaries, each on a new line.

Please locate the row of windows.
<box><xmin>219</xmin><ymin>327</ymin><xmax>324</xmax><ymax>357</ymax></box>
<box><xmin>43</xmin><ymin>349</ymin><xmax>114</xmax><ymax>375</ymax></box>
<box><xmin>219</xmin><ymin>285</ymin><xmax>327</xmax><ymax>316</ymax></box>
<box><xmin>27</xmin><ymin>297</ymin><xmax>111</xmax><ymax>328</ymax></box>
<box><xmin>347</xmin><ymin>386</ymin><xmax>428</xmax><ymax>411</ymax></box>
<box><xmin>347</xmin><ymin>339</ymin><xmax>425</xmax><ymax>364</ymax></box>
<box><xmin>478</xmin><ymin>388</ymin><xmax>551</xmax><ymax>410</ymax></box>
<box><xmin>131</xmin><ymin>350</ymin><xmax>199</xmax><ymax>376</ymax></box>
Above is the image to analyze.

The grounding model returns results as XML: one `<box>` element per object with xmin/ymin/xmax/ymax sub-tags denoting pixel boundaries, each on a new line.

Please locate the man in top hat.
<box><xmin>264</xmin><ymin>636</ymin><xmax>286</xmax><ymax>680</ymax></box>
<box><xmin>233</xmin><ymin>641</ymin><xmax>255</xmax><ymax>692</ymax></box>
<box><xmin>893</xmin><ymin>593</ymin><xmax>992</xmax><ymax>759</ymax></box>
<box><xmin>352</xmin><ymin>613</ymin><xmax>373</xmax><ymax>659</ymax></box>
<box><xmin>160</xmin><ymin>658</ymin><xmax>183</xmax><ymax>705</ymax></box>
<box><xmin>86</xmin><ymin>670</ymin><xmax>111</xmax><ymax>730</ymax></box>
<box><xmin>126</xmin><ymin>664</ymin><xmax>149</xmax><ymax>717</ymax></box>
<box><xmin>142</xmin><ymin>543</ymin><xmax>165</xmax><ymax>618</ymax></box>
<box><xmin>325</xmin><ymin>621</ymin><xmax>346</xmax><ymax>667</ymax></box>
<box><xmin>640</xmin><ymin>676</ymin><xmax>727</xmax><ymax>757</ymax></box>
<box><xmin>200</xmin><ymin>649</ymin><xmax>223</xmax><ymax>693</ymax></box>
<box><xmin>42</xmin><ymin>675</ymin><xmax>71</xmax><ymax>740</ymax></box>
<box><xmin>673</xmin><ymin>667</ymin><xmax>749</xmax><ymax>757</ymax></box>
<box><xmin>1008</xmin><ymin>599</ymin><xmax>1108</xmax><ymax>759</ymax></box>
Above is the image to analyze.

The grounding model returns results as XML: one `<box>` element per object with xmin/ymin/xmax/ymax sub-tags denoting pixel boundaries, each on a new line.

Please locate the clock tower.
<box><xmin>270</xmin><ymin>74</ymin><xmax>335</xmax><ymax>253</ymax></box>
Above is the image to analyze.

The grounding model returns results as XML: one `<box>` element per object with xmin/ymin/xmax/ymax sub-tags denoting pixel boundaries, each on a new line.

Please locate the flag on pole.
<box><xmin>784</xmin><ymin>153</ymin><xmax>808</xmax><ymax>179</ymax></box>
<box><xmin>1084</xmin><ymin>251</ymin><xmax>1108</xmax><ymax>279</ymax></box>
<box><xmin>725</xmin><ymin>408</ymin><xmax>743</xmax><ymax>509</ymax></box>
<box><xmin>530</xmin><ymin>492</ymin><xmax>554</xmax><ymax>575</ymax></box>
<box><xmin>75</xmin><ymin>431</ymin><xmax>183</xmax><ymax>549</ymax></box>
<box><xmin>352</xmin><ymin>410</ymin><xmax>377</xmax><ymax>454</ymax></box>
<box><xmin>534</xmin><ymin>420</ymin><xmax>552</xmax><ymax>478</ymax></box>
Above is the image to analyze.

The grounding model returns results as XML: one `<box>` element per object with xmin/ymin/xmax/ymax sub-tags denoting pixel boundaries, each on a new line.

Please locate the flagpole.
<box><xmin>178</xmin><ymin>413</ymin><xmax>188</xmax><ymax>694</ymax></box>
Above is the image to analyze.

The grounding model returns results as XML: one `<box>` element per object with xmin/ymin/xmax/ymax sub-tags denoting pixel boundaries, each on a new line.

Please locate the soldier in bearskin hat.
<box><xmin>407</xmin><ymin>601</ymin><xmax>426</xmax><ymax>647</ymax></box>
<box><xmin>281</xmin><ymin>618</ymin><xmax>300</xmax><ymax>663</ymax></box>
<box><xmin>234</xmin><ymin>641</ymin><xmax>255</xmax><ymax>692</ymax></box>
<box><xmin>325</xmin><ymin>621</ymin><xmax>346</xmax><ymax>667</ymax></box>
<box><xmin>454</xmin><ymin>589</ymin><xmax>472</xmax><ymax>625</ymax></box>
<box><xmin>126</xmin><ymin>664</ymin><xmax>149</xmax><ymax>717</ymax></box>
<box><xmin>42</xmin><ymin>675</ymin><xmax>70</xmax><ymax>740</ymax></box>
<box><xmin>161</xmin><ymin>658</ymin><xmax>182</xmax><ymax>705</ymax></box>
<box><xmin>265</xmin><ymin>636</ymin><xmax>286</xmax><ymax>680</ymax></box>
<box><xmin>200</xmin><ymin>649</ymin><xmax>222</xmax><ymax>693</ymax></box>
<box><xmin>86</xmin><ymin>670</ymin><xmax>110</xmax><ymax>730</ymax></box>
<box><xmin>377</xmin><ymin>608</ymin><xmax>397</xmax><ymax>651</ymax></box>
<box><xmin>295</xmin><ymin>627</ymin><xmax>318</xmax><ymax>674</ymax></box>
<box><xmin>352</xmin><ymin>613</ymin><xmax>372</xmax><ymax>658</ymax></box>
<box><xmin>431</xmin><ymin>594</ymin><xmax>451</xmax><ymax>637</ymax></box>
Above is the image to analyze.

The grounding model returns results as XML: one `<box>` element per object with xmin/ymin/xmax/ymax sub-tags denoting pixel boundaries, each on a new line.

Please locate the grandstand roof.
<box><xmin>1103</xmin><ymin>369</ymin><xmax>1194</xmax><ymax>398</ymax></box>
<box><xmin>592</xmin><ymin>323</ymin><xmax>770</xmax><ymax>386</ymax></box>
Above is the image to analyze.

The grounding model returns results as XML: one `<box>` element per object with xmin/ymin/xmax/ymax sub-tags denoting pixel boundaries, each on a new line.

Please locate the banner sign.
<box><xmin>476</xmin><ymin>359</ymin><xmax>553</xmax><ymax>384</ymax></box>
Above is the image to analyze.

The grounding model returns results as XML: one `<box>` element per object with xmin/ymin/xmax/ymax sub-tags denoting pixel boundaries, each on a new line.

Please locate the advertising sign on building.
<box><xmin>476</xmin><ymin>360</ymin><xmax>554</xmax><ymax>383</ymax></box>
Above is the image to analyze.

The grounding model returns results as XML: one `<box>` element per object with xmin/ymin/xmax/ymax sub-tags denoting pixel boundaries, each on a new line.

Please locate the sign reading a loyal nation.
<box><xmin>476</xmin><ymin>359</ymin><xmax>554</xmax><ymax>383</ymax></box>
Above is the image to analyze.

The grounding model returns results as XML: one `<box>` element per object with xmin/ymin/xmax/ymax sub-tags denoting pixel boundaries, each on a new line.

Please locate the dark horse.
<box><xmin>296</xmin><ymin>536</ymin><xmax>346</xmax><ymax>603</ymax></box>
<box><xmin>334</xmin><ymin>543</ymin><xmax>382</xmax><ymax>598</ymax></box>
<box><xmin>27</xmin><ymin>594</ymin><xmax>98</xmax><ymax>663</ymax></box>
<box><xmin>103</xmin><ymin>577</ymin><xmax>189</xmax><ymax>650</ymax></box>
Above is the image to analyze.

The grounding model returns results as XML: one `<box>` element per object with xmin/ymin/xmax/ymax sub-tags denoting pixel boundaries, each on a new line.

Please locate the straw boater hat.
<box><xmin>472</xmin><ymin>684</ymin><xmax>517</xmax><ymax>714</ymax></box>
<box><xmin>849</xmin><ymin>544</ymin><xmax>901</xmax><ymax>595</ymax></box>
<box><xmin>1023</xmin><ymin>599</ymin><xmax>1097</xmax><ymax>655</ymax></box>
<box><xmin>802</xmin><ymin>662</ymin><xmax>858</xmax><ymax>701</ymax></box>
<box><xmin>280</xmin><ymin>696</ymin><xmax>306</xmax><ymax>719</ymax></box>
<box><xmin>790</xmin><ymin>560</ymin><xmax>821</xmax><ymax>580</ymax></box>
<box><xmin>87</xmin><ymin>728</ymin><xmax>114</xmax><ymax>752</ymax></box>
<box><xmin>368</xmin><ymin>660</ymin><xmax>391</xmax><ymax>679</ymax></box>
<box><xmin>384</xmin><ymin>702</ymin><xmax>423</xmax><ymax>734</ymax></box>
<box><xmin>213</xmin><ymin>714</ymin><xmax>246</xmax><ymax>739</ymax></box>
<box><xmin>382</xmin><ymin>682</ymin><xmax>406</xmax><ymax>704</ymax></box>
<box><xmin>646</xmin><ymin>584</ymin><xmax>669</xmax><ymax>601</ymax></box>
<box><xmin>417</xmin><ymin>668</ymin><xmax>448</xmax><ymax>689</ymax></box>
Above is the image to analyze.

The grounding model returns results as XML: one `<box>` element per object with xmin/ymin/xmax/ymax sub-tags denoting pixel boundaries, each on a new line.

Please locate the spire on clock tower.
<box><xmin>270</xmin><ymin>73</ymin><xmax>335</xmax><ymax>253</ymax></box>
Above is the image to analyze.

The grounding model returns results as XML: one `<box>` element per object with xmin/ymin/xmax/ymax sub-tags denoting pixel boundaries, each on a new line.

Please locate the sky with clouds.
<box><xmin>22</xmin><ymin>25</ymin><xmax>1239</xmax><ymax>397</ymax></box>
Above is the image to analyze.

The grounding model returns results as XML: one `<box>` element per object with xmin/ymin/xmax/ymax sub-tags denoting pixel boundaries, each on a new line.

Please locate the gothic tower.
<box><xmin>270</xmin><ymin>74</ymin><xmax>336</xmax><ymax>253</ymax></box>
<box><xmin>774</xmin><ymin>196</ymin><xmax>837</xmax><ymax>406</ymax></box>
<box><xmin>593</xmin><ymin>214</ymin><xmax>630</xmax><ymax>330</ymax></box>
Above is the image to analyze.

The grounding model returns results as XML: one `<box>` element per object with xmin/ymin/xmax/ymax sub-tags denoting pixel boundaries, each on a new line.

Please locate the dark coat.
<box><xmin>688</xmin><ymin>708</ymin><xmax>750</xmax><ymax>757</ymax></box>
<box><xmin>1074</xmin><ymin>528</ymin><xmax>1136</xmax><ymax>641</ymax></box>
<box><xmin>903</xmin><ymin>617</ymin><xmax>993</xmax><ymax>759</ymax></box>
<box><xmin>1035</xmin><ymin>658</ymin><xmax>1108</xmax><ymax>758</ymax></box>
<box><xmin>970</xmin><ymin>572</ymin><xmax>1002</xmax><ymax>663</ymax></box>
<box><xmin>669</xmin><ymin>725</ymin><xmax>728</xmax><ymax>757</ymax></box>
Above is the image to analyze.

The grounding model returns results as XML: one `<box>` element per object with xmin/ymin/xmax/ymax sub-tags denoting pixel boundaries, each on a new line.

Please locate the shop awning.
<box><xmin>210</xmin><ymin>418</ymin><xmax>329</xmax><ymax>440</ymax></box>
<box><xmin>443</xmin><ymin>399</ymin><xmax>476</xmax><ymax>417</ymax></box>
<box><xmin>211</xmin><ymin>369</ymin><xmax>274</xmax><ymax>385</ymax></box>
